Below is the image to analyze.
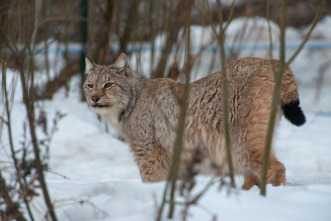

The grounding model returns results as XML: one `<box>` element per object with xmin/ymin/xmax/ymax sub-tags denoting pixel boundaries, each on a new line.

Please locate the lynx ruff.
<box><xmin>83</xmin><ymin>53</ymin><xmax>306</xmax><ymax>190</ymax></box>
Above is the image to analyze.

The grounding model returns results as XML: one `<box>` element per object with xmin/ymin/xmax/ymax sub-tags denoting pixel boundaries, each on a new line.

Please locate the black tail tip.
<box><xmin>282</xmin><ymin>100</ymin><xmax>306</xmax><ymax>126</ymax></box>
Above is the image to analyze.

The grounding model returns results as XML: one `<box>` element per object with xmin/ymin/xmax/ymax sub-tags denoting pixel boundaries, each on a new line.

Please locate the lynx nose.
<box><xmin>91</xmin><ymin>96</ymin><xmax>100</xmax><ymax>103</ymax></box>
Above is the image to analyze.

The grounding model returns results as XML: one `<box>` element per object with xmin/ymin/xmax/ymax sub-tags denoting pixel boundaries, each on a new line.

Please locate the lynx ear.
<box><xmin>83</xmin><ymin>50</ymin><xmax>96</xmax><ymax>73</ymax></box>
<box><xmin>114</xmin><ymin>53</ymin><xmax>128</xmax><ymax>71</ymax></box>
<box><xmin>85</xmin><ymin>57</ymin><xmax>95</xmax><ymax>73</ymax></box>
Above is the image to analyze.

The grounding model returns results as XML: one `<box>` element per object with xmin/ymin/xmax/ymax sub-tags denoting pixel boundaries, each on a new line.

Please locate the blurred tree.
<box><xmin>80</xmin><ymin>0</ymin><xmax>88</xmax><ymax>101</ymax></box>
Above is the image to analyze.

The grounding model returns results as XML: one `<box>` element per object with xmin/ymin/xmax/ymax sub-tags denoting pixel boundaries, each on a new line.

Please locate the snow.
<box><xmin>1</xmin><ymin>16</ymin><xmax>331</xmax><ymax>221</ymax></box>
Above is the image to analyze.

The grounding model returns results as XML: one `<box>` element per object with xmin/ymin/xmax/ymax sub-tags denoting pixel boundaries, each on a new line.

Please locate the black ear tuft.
<box><xmin>82</xmin><ymin>49</ymin><xmax>88</xmax><ymax>57</ymax></box>
<box><xmin>82</xmin><ymin>49</ymin><xmax>96</xmax><ymax>65</ymax></box>
<box><xmin>82</xmin><ymin>49</ymin><xmax>96</xmax><ymax>73</ymax></box>
<box><xmin>122</xmin><ymin>46</ymin><xmax>127</xmax><ymax>54</ymax></box>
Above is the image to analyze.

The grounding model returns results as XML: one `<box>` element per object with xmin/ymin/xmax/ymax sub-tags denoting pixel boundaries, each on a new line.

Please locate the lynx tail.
<box><xmin>281</xmin><ymin>100</ymin><xmax>306</xmax><ymax>126</ymax></box>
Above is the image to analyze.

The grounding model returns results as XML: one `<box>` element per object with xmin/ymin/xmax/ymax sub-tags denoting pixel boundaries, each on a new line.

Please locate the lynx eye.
<box><xmin>104</xmin><ymin>83</ymin><xmax>113</xmax><ymax>89</ymax></box>
<box><xmin>87</xmin><ymin>84</ymin><xmax>93</xmax><ymax>89</ymax></box>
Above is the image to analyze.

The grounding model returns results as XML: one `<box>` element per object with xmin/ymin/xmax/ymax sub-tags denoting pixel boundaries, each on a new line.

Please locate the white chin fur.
<box><xmin>93</xmin><ymin>107</ymin><xmax>111</xmax><ymax>115</ymax></box>
<box><xmin>94</xmin><ymin>106</ymin><xmax>123</xmax><ymax>135</ymax></box>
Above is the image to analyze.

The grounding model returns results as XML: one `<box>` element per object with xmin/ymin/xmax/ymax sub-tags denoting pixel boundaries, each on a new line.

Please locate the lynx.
<box><xmin>83</xmin><ymin>53</ymin><xmax>306</xmax><ymax>190</ymax></box>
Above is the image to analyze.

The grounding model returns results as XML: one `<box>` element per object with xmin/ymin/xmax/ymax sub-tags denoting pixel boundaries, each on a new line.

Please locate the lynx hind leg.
<box><xmin>240</xmin><ymin>121</ymin><xmax>287</xmax><ymax>189</ymax></box>
<box><xmin>242</xmin><ymin>158</ymin><xmax>286</xmax><ymax>190</ymax></box>
<box><xmin>241</xmin><ymin>85</ymin><xmax>286</xmax><ymax>189</ymax></box>
<box><xmin>133</xmin><ymin>144</ymin><xmax>170</xmax><ymax>182</ymax></box>
<box><xmin>240</xmin><ymin>111</ymin><xmax>286</xmax><ymax>189</ymax></box>
<box><xmin>266</xmin><ymin>159</ymin><xmax>286</xmax><ymax>186</ymax></box>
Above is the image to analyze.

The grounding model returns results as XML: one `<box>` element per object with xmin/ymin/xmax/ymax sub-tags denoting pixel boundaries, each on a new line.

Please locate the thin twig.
<box><xmin>13</xmin><ymin>2</ymin><xmax>58</xmax><ymax>219</ymax></box>
<box><xmin>2</xmin><ymin>48</ymin><xmax>35</xmax><ymax>221</ymax></box>
<box><xmin>167</xmin><ymin>2</ymin><xmax>193</xmax><ymax>218</ymax></box>
<box><xmin>197</xmin><ymin>0</ymin><xmax>236</xmax><ymax>189</ymax></box>
<box><xmin>0</xmin><ymin>169</ymin><xmax>27</xmax><ymax>221</ymax></box>
<box><xmin>260</xmin><ymin>0</ymin><xmax>328</xmax><ymax>196</ymax></box>
<box><xmin>266</xmin><ymin>0</ymin><xmax>274</xmax><ymax>60</ymax></box>
<box><xmin>260</xmin><ymin>0</ymin><xmax>286</xmax><ymax>197</ymax></box>
<box><xmin>189</xmin><ymin>178</ymin><xmax>216</xmax><ymax>205</ymax></box>
<box><xmin>156</xmin><ymin>179</ymin><xmax>170</xmax><ymax>221</ymax></box>
<box><xmin>285</xmin><ymin>0</ymin><xmax>328</xmax><ymax>69</ymax></box>
<box><xmin>44</xmin><ymin>170</ymin><xmax>71</xmax><ymax>180</ymax></box>
<box><xmin>216</xmin><ymin>0</ymin><xmax>236</xmax><ymax>188</ymax></box>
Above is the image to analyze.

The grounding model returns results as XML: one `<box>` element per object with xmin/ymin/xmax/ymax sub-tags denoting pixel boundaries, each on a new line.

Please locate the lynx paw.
<box><xmin>267</xmin><ymin>161</ymin><xmax>286</xmax><ymax>186</ymax></box>
<box><xmin>141</xmin><ymin>175</ymin><xmax>165</xmax><ymax>182</ymax></box>
<box><xmin>242</xmin><ymin>174</ymin><xmax>259</xmax><ymax>190</ymax></box>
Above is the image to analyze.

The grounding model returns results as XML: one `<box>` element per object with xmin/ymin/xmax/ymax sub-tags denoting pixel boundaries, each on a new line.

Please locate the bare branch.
<box><xmin>260</xmin><ymin>0</ymin><xmax>328</xmax><ymax>196</ymax></box>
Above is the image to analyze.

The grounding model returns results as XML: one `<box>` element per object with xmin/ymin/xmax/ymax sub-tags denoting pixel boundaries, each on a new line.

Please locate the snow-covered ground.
<box><xmin>1</xmin><ymin>16</ymin><xmax>331</xmax><ymax>221</ymax></box>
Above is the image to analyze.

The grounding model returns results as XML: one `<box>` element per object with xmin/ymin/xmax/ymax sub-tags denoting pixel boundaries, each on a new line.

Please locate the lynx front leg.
<box><xmin>132</xmin><ymin>143</ymin><xmax>170</xmax><ymax>182</ymax></box>
<box><xmin>242</xmin><ymin>174</ymin><xmax>259</xmax><ymax>190</ymax></box>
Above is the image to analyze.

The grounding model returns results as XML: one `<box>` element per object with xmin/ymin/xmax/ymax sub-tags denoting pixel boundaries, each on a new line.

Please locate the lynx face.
<box><xmin>83</xmin><ymin>54</ymin><xmax>133</xmax><ymax>116</ymax></box>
